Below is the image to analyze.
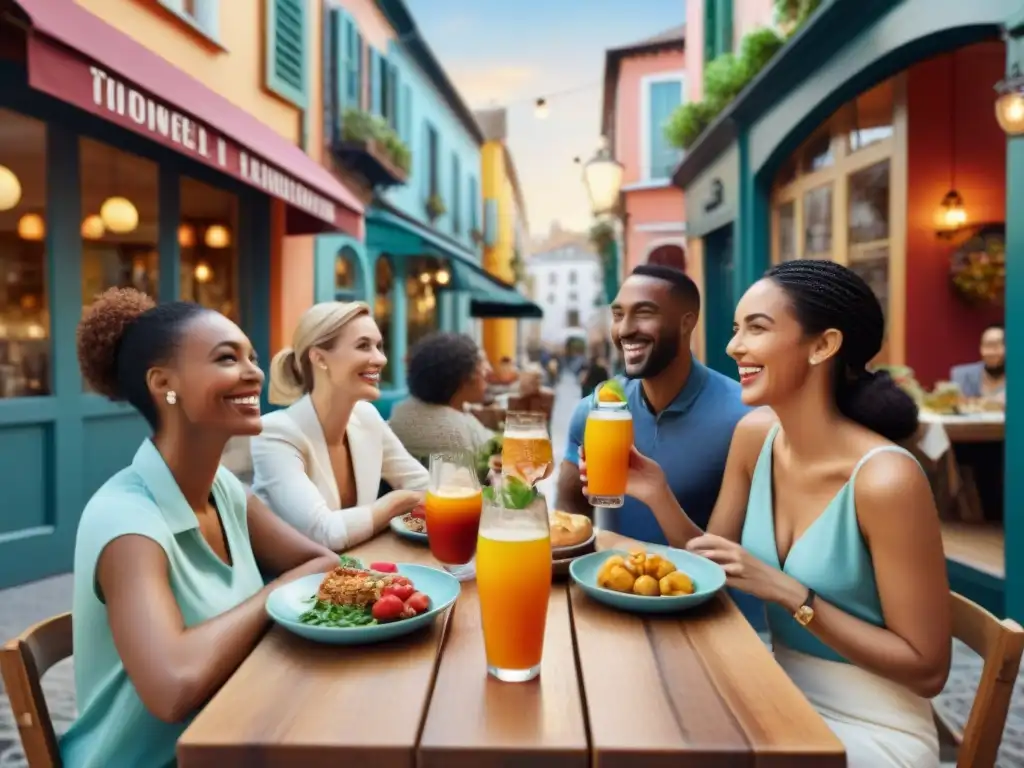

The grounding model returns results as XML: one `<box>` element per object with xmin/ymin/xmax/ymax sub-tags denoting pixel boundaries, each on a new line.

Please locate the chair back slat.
<box><xmin>947</xmin><ymin>592</ymin><xmax>1024</xmax><ymax>768</ymax></box>
<box><xmin>0</xmin><ymin>612</ymin><xmax>72</xmax><ymax>768</ymax></box>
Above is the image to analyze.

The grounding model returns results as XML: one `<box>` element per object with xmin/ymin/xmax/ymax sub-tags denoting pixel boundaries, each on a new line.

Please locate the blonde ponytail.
<box><xmin>268</xmin><ymin>347</ymin><xmax>306</xmax><ymax>406</ymax></box>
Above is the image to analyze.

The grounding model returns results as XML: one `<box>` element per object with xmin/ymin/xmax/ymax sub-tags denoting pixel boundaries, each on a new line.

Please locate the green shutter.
<box><xmin>368</xmin><ymin>49</ymin><xmax>381</xmax><ymax>114</ymax></box>
<box><xmin>387</xmin><ymin>64</ymin><xmax>399</xmax><ymax>130</ymax></box>
<box><xmin>704</xmin><ymin>0</ymin><xmax>717</xmax><ymax>65</ymax></box>
<box><xmin>718</xmin><ymin>0</ymin><xmax>733</xmax><ymax>56</ymax></box>
<box><xmin>266</xmin><ymin>0</ymin><xmax>308</xmax><ymax>107</ymax></box>
<box><xmin>330</xmin><ymin>9</ymin><xmax>347</xmax><ymax>112</ymax></box>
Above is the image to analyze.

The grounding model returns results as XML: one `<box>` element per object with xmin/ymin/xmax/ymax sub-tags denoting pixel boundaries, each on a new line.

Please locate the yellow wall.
<box><xmin>480</xmin><ymin>140</ymin><xmax>518</xmax><ymax>363</ymax></box>
<box><xmin>76</xmin><ymin>0</ymin><xmax>302</xmax><ymax>142</ymax></box>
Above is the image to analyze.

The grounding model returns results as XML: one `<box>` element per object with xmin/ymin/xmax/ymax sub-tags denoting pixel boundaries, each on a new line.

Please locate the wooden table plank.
<box><xmin>418</xmin><ymin>583</ymin><xmax>588</xmax><ymax>768</ymax></box>
<box><xmin>177</xmin><ymin>536</ymin><xmax>449</xmax><ymax>768</ymax></box>
<box><xmin>583</xmin><ymin>531</ymin><xmax>845</xmax><ymax>767</ymax></box>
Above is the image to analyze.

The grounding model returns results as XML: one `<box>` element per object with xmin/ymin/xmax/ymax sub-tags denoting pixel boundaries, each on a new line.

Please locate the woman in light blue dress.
<box><xmin>60</xmin><ymin>288</ymin><xmax>339</xmax><ymax>768</ymax></box>
<box><xmin>581</xmin><ymin>260</ymin><xmax>950</xmax><ymax>767</ymax></box>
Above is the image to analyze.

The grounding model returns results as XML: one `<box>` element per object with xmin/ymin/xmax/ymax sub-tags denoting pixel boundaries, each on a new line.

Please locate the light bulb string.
<box><xmin>489</xmin><ymin>80</ymin><xmax>601</xmax><ymax>110</ymax></box>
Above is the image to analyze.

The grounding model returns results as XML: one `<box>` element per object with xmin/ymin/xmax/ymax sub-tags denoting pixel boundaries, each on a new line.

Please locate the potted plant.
<box><xmin>337</xmin><ymin>108</ymin><xmax>412</xmax><ymax>181</ymax></box>
<box><xmin>425</xmin><ymin>193</ymin><xmax>447</xmax><ymax>222</ymax></box>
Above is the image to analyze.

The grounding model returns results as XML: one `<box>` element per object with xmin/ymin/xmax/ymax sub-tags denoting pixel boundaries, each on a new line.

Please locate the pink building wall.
<box><xmin>612</xmin><ymin>48</ymin><xmax>688</xmax><ymax>272</ymax></box>
<box><xmin>686</xmin><ymin>0</ymin><xmax>774</xmax><ymax>101</ymax></box>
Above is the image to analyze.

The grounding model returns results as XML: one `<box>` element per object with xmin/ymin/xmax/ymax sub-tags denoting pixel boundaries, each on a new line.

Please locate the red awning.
<box><xmin>10</xmin><ymin>0</ymin><xmax>364</xmax><ymax>238</ymax></box>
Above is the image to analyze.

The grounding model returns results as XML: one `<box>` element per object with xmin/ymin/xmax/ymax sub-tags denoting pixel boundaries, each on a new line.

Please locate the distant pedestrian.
<box><xmin>579</xmin><ymin>355</ymin><xmax>610</xmax><ymax>399</ymax></box>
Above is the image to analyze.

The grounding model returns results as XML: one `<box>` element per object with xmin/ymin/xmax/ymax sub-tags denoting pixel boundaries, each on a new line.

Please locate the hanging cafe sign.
<box><xmin>27</xmin><ymin>41</ymin><xmax>338</xmax><ymax>227</ymax></box>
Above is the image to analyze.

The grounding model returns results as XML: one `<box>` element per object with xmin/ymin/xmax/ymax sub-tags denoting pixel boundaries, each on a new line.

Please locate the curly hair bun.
<box><xmin>77</xmin><ymin>287</ymin><xmax>156</xmax><ymax>400</ymax></box>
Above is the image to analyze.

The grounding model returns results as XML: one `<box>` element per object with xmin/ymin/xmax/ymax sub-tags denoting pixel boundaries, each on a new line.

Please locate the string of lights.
<box><xmin>484</xmin><ymin>80</ymin><xmax>602</xmax><ymax>118</ymax></box>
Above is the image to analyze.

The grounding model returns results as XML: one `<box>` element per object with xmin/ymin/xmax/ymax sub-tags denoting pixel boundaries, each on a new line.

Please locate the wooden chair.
<box><xmin>1</xmin><ymin>612</ymin><xmax>73</xmax><ymax>768</ymax></box>
<box><xmin>934</xmin><ymin>592</ymin><xmax>1024</xmax><ymax>768</ymax></box>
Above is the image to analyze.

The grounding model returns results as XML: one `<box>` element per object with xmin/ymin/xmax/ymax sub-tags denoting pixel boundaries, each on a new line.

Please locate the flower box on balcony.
<box><xmin>334</xmin><ymin>109</ymin><xmax>411</xmax><ymax>188</ymax></box>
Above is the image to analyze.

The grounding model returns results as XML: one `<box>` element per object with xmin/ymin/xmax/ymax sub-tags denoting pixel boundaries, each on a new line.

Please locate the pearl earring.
<box><xmin>318</xmin><ymin>362</ymin><xmax>328</xmax><ymax>370</ymax></box>
<box><xmin>166</xmin><ymin>390</ymin><xmax>177</xmax><ymax>405</ymax></box>
<box><xmin>809</xmin><ymin>358</ymin><xmax>819</xmax><ymax>366</ymax></box>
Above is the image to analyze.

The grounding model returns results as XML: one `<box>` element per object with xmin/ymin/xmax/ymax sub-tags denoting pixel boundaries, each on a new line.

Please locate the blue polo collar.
<box><xmin>628</xmin><ymin>355</ymin><xmax>709</xmax><ymax>416</ymax></box>
<box><xmin>131</xmin><ymin>439</ymin><xmax>201</xmax><ymax>534</ymax></box>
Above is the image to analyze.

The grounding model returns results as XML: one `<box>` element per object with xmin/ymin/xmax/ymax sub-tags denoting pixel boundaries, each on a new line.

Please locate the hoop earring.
<box><xmin>166</xmin><ymin>391</ymin><xmax>177</xmax><ymax>405</ymax></box>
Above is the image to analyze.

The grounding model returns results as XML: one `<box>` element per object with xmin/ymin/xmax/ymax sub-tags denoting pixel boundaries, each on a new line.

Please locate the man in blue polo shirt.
<box><xmin>557</xmin><ymin>263</ymin><xmax>749</xmax><ymax>543</ymax></box>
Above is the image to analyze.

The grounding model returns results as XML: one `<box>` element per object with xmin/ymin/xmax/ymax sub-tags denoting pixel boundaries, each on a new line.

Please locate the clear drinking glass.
<box><xmin>476</xmin><ymin>481</ymin><xmax>551</xmax><ymax>682</ymax></box>
<box><xmin>425</xmin><ymin>451</ymin><xmax>482</xmax><ymax>582</ymax></box>
<box><xmin>501</xmin><ymin>411</ymin><xmax>554</xmax><ymax>486</ymax></box>
<box><xmin>584</xmin><ymin>401</ymin><xmax>633</xmax><ymax>508</ymax></box>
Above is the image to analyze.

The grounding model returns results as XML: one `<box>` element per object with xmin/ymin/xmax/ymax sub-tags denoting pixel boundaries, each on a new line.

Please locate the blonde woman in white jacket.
<box><xmin>251</xmin><ymin>301</ymin><xmax>427</xmax><ymax>551</ymax></box>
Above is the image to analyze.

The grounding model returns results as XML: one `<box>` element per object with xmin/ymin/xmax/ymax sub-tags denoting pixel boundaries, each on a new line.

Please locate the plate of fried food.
<box><xmin>549</xmin><ymin>510</ymin><xmax>596</xmax><ymax>577</ymax></box>
<box><xmin>266</xmin><ymin>557</ymin><xmax>459</xmax><ymax>644</ymax></box>
<box><xmin>570</xmin><ymin>546</ymin><xmax>725</xmax><ymax>614</ymax></box>
<box><xmin>390</xmin><ymin>504</ymin><xmax>428</xmax><ymax>543</ymax></box>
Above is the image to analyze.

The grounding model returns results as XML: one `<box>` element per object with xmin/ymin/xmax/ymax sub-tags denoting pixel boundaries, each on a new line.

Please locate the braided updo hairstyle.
<box><xmin>77</xmin><ymin>287</ymin><xmax>210</xmax><ymax>428</ymax></box>
<box><xmin>765</xmin><ymin>260</ymin><xmax>918</xmax><ymax>442</ymax></box>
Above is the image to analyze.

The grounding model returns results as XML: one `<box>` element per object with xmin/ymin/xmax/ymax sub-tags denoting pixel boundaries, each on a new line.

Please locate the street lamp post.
<box><xmin>582</xmin><ymin>138</ymin><xmax>625</xmax><ymax>307</ymax></box>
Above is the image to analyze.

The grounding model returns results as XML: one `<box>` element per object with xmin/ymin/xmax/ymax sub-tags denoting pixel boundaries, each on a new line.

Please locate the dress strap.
<box><xmin>850</xmin><ymin>445</ymin><xmax>922</xmax><ymax>482</ymax></box>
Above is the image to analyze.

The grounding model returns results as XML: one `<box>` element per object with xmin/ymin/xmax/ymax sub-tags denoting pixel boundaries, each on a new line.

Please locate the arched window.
<box><xmin>334</xmin><ymin>246</ymin><xmax>361</xmax><ymax>301</ymax></box>
<box><xmin>646</xmin><ymin>243</ymin><xmax>686</xmax><ymax>271</ymax></box>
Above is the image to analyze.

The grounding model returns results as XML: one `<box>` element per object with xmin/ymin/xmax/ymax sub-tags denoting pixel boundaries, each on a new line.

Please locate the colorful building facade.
<box><xmin>310</xmin><ymin>0</ymin><xmax>539</xmax><ymax>417</ymax></box>
<box><xmin>475</xmin><ymin>107</ymin><xmax>531</xmax><ymax>366</ymax></box>
<box><xmin>0</xmin><ymin>0</ymin><xmax>365</xmax><ymax>587</ymax></box>
<box><xmin>672</xmin><ymin>0</ymin><xmax>1021</xmax><ymax>619</ymax></box>
<box><xmin>600</xmin><ymin>27</ymin><xmax>688</xmax><ymax>276</ymax></box>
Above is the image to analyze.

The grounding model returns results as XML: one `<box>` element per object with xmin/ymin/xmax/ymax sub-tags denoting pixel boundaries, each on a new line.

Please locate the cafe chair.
<box><xmin>1</xmin><ymin>612</ymin><xmax>73</xmax><ymax>768</ymax></box>
<box><xmin>933</xmin><ymin>592</ymin><xmax>1024</xmax><ymax>768</ymax></box>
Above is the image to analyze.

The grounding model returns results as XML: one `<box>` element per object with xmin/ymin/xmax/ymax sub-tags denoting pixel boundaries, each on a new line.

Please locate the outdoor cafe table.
<box><xmin>177</xmin><ymin>530</ymin><xmax>845</xmax><ymax>767</ymax></box>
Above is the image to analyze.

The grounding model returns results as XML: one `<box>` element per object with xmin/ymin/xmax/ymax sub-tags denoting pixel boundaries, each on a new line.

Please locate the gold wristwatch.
<box><xmin>793</xmin><ymin>588</ymin><xmax>816</xmax><ymax>627</ymax></box>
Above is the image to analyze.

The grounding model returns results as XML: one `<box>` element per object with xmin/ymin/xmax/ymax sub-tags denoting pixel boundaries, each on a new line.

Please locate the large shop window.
<box><xmin>771</xmin><ymin>77</ymin><xmax>898</xmax><ymax>353</ymax></box>
<box><xmin>179</xmin><ymin>177</ymin><xmax>239</xmax><ymax>320</ymax></box>
<box><xmin>0</xmin><ymin>110</ymin><xmax>49</xmax><ymax>399</ymax></box>
<box><xmin>374</xmin><ymin>257</ymin><xmax>394</xmax><ymax>387</ymax></box>
<box><xmin>406</xmin><ymin>256</ymin><xmax>439</xmax><ymax>354</ymax></box>
<box><xmin>80</xmin><ymin>138</ymin><xmax>159</xmax><ymax>304</ymax></box>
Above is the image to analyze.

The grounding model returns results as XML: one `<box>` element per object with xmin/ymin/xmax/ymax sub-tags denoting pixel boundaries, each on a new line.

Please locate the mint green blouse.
<box><xmin>60</xmin><ymin>440</ymin><xmax>265</xmax><ymax>768</ymax></box>
<box><xmin>740</xmin><ymin>424</ymin><xmax>917</xmax><ymax>663</ymax></box>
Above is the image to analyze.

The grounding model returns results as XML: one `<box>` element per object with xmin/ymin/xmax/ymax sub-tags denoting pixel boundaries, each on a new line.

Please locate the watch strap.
<box><xmin>800</xmin><ymin>588</ymin><xmax>816</xmax><ymax>610</ymax></box>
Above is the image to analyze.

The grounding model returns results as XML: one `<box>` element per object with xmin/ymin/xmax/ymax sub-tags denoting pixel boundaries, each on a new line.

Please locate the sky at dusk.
<box><xmin>404</xmin><ymin>0</ymin><xmax>685</xmax><ymax>238</ymax></box>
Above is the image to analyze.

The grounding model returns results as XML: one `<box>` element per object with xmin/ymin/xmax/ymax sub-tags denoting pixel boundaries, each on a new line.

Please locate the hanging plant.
<box><xmin>589</xmin><ymin>220</ymin><xmax>615</xmax><ymax>255</ymax></box>
<box><xmin>425</xmin><ymin>193</ymin><xmax>447</xmax><ymax>222</ymax></box>
<box><xmin>949</xmin><ymin>225</ymin><xmax>1005</xmax><ymax>305</ymax></box>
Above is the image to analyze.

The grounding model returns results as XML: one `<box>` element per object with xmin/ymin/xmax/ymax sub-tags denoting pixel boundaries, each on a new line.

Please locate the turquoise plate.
<box><xmin>570</xmin><ymin>547</ymin><xmax>726</xmax><ymax>614</ymax></box>
<box><xmin>266</xmin><ymin>564</ymin><xmax>459</xmax><ymax>645</ymax></box>
<box><xmin>390</xmin><ymin>514</ymin><xmax>428</xmax><ymax>544</ymax></box>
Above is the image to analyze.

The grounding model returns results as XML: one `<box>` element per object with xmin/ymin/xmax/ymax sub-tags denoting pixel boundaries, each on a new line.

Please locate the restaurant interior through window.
<box><xmin>0</xmin><ymin>108</ymin><xmax>48</xmax><ymax>399</ymax></box>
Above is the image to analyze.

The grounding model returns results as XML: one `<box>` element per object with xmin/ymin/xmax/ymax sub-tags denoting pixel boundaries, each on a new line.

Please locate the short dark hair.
<box><xmin>765</xmin><ymin>259</ymin><xmax>918</xmax><ymax>443</ymax></box>
<box><xmin>77</xmin><ymin>287</ymin><xmax>210</xmax><ymax>428</ymax></box>
<box><xmin>407</xmin><ymin>332</ymin><xmax>482</xmax><ymax>405</ymax></box>
<box><xmin>630</xmin><ymin>264</ymin><xmax>701</xmax><ymax>312</ymax></box>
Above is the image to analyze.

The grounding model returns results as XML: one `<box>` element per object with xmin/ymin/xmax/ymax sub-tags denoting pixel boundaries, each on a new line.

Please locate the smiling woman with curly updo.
<box><xmin>60</xmin><ymin>289</ymin><xmax>337</xmax><ymax>768</ymax></box>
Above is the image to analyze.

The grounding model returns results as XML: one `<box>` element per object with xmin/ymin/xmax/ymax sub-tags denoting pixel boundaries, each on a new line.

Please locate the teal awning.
<box><xmin>366</xmin><ymin>206</ymin><xmax>542</xmax><ymax>319</ymax></box>
<box><xmin>447</xmin><ymin>259</ymin><xmax>543</xmax><ymax>319</ymax></box>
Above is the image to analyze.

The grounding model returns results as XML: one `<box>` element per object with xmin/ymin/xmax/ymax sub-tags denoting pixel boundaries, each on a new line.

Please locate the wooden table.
<box><xmin>177</xmin><ymin>531</ymin><xmax>844</xmax><ymax>767</ymax></box>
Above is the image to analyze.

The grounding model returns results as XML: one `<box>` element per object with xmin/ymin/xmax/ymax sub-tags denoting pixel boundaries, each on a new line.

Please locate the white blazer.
<box><xmin>250</xmin><ymin>395</ymin><xmax>429</xmax><ymax>551</ymax></box>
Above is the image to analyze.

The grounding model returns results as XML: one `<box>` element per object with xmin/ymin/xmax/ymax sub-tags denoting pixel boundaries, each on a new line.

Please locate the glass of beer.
<box><xmin>426</xmin><ymin>451</ymin><xmax>483</xmax><ymax>582</ymax></box>
<box><xmin>584</xmin><ymin>400</ymin><xmax>633</xmax><ymax>508</ymax></box>
<box><xmin>476</xmin><ymin>480</ymin><xmax>551</xmax><ymax>682</ymax></box>
<box><xmin>502</xmin><ymin>411</ymin><xmax>554</xmax><ymax>486</ymax></box>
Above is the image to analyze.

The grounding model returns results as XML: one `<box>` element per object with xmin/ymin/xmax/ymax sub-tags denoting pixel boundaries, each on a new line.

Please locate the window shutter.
<box><xmin>402</xmin><ymin>84</ymin><xmax>413</xmax><ymax>142</ymax></box>
<box><xmin>368</xmin><ymin>49</ymin><xmax>381</xmax><ymax>114</ymax></box>
<box><xmin>469</xmin><ymin>177</ymin><xmax>478</xmax><ymax>231</ymax></box>
<box><xmin>348</xmin><ymin>23</ymin><xmax>363</xmax><ymax>109</ymax></box>
<box><xmin>703</xmin><ymin>0</ymin><xmax>717</xmax><ymax>64</ymax></box>
<box><xmin>483</xmin><ymin>199</ymin><xmax>498</xmax><ymax>246</ymax></box>
<box><xmin>387</xmin><ymin>64</ymin><xmax>399</xmax><ymax>131</ymax></box>
<box><xmin>451</xmin><ymin>154</ymin><xmax>461</xmax><ymax>233</ymax></box>
<box><xmin>718</xmin><ymin>0</ymin><xmax>733</xmax><ymax>56</ymax></box>
<box><xmin>330</xmin><ymin>9</ymin><xmax>347</xmax><ymax>113</ymax></box>
<box><xmin>265</xmin><ymin>0</ymin><xmax>308</xmax><ymax>107</ymax></box>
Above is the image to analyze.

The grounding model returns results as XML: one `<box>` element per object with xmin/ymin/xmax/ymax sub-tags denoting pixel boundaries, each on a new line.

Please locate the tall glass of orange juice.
<box><xmin>476</xmin><ymin>478</ymin><xmax>551</xmax><ymax>682</ymax></box>
<box><xmin>502</xmin><ymin>411</ymin><xmax>553</xmax><ymax>486</ymax></box>
<box><xmin>426</xmin><ymin>451</ymin><xmax>482</xmax><ymax>582</ymax></box>
<box><xmin>584</xmin><ymin>394</ymin><xmax>633</xmax><ymax>508</ymax></box>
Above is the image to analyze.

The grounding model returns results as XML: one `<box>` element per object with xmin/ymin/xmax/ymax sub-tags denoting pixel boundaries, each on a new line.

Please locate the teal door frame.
<box><xmin>701</xmin><ymin>224</ymin><xmax>736</xmax><ymax>378</ymax></box>
<box><xmin>0</xmin><ymin>61</ymin><xmax>273</xmax><ymax>588</ymax></box>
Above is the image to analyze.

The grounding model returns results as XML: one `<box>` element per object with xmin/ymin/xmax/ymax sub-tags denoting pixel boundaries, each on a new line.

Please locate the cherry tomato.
<box><xmin>369</xmin><ymin>561</ymin><xmax>398</xmax><ymax>573</ymax></box>
<box><xmin>409</xmin><ymin>505</ymin><xmax>427</xmax><ymax>520</ymax></box>
<box><xmin>372</xmin><ymin>594</ymin><xmax>405</xmax><ymax>622</ymax></box>
<box><xmin>382</xmin><ymin>583</ymin><xmax>415</xmax><ymax>601</ymax></box>
<box><xmin>405</xmin><ymin>592</ymin><xmax>430</xmax><ymax>615</ymax></box>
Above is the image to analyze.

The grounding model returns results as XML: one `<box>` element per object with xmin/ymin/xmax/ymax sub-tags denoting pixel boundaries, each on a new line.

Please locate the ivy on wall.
<box><xmin>665</xmin><ymin>0</ymin><xmax>822</xmax><ymax>151</ymax></box>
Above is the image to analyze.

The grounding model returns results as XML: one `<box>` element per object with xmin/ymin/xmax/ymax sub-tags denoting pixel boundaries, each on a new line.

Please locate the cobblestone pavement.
<box><xmin>2</xmin><ymin>372</ymin><xmax>1023</xmax><ymax>765</ymax></box>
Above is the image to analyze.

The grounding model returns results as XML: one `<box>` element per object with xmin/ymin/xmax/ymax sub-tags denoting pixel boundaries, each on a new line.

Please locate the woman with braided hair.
<box><xmin>579</xmin><ymin>260</ymin><xmax>948</xmax><ymax>766</ymax></box>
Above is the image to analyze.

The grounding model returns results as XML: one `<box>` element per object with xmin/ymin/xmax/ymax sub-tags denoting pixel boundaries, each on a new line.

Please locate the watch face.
<box><xmin>795</xmin><ymin>606</ymin><xmax>814</xmax><ymax>626</ymax></box>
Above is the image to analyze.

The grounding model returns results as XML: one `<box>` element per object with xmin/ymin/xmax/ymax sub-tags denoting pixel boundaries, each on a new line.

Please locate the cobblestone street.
<box><xmin>2</xmin><ymin>373</ymin><xmax>1023</xmax><ymax>765</ymax></box>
